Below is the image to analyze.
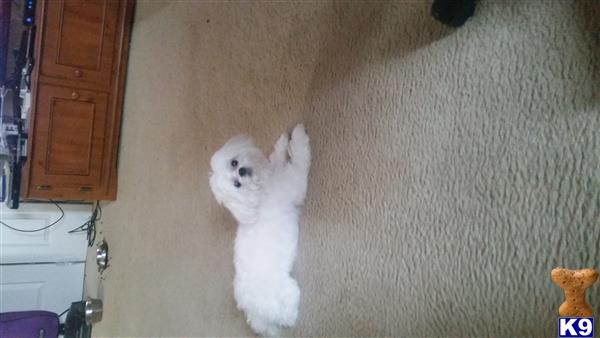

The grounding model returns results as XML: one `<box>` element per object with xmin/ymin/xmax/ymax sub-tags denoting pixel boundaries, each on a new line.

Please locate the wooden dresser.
<box><xmin>22</xmin><ymin>0</ymin><xmax>135</xmax><ymax>201</ymax></box>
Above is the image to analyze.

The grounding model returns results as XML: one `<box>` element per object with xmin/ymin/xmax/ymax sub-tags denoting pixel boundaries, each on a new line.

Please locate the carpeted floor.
<box><xmin>86</xmin><ymin>1</ymin><xmax>600</xmax><ymax>336</ymax></box>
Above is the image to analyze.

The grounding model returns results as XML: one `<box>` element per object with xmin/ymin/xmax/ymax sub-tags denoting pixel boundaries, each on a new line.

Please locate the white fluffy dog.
<box><xmin>209</xmin><ymin>124</ymin><xmax>311</xmax><ymax>336</ymax></box>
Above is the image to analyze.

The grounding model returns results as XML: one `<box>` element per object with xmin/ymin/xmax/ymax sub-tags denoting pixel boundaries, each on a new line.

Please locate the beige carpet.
<box><xmin>85</xmin><ymin>0</ymin><xmax>600</xmax><ymax>336</ymax></box>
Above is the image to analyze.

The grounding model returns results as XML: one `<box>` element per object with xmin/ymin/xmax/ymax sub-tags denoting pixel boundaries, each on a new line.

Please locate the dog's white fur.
<box><xmin>209</xmin><ymin>124</ymin><xmax>311</xmax><ymax>336</ymax></box>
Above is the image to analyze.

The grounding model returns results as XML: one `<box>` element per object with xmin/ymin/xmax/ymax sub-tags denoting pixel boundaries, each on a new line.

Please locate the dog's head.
<box><xmin>209</xmin><ymin>135</ymin><xmax>268</xmax><ymax>223</ymax></box>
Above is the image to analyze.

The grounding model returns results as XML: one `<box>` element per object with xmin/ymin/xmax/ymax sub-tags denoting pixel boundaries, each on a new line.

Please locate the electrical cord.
<box><xmin>57</xmin><ymin>307</ymin><xmax>70</xmax><ymax>318</ymax></box>
<box><xmin>0</xmin><ymin>200</ymin><xmax>64</xmax><ymax>232</ymax></box>
<box><xmin>68</xmin><ymin>201</ymin><xmax>100</xmax><ymax>247</ymax></box>
<box><xmin>1</xmin><ymin>200</ymin><xmax>99</xmax><ymax>246</ymax></box>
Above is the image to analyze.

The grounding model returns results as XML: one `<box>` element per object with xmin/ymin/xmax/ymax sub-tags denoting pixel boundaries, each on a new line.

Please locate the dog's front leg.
<box><xmin>269</xmin><ymin>133</ymin><xmax>289</xmax><ymax>166</ymax></box>
<box><xmin>288</xmin><ymin>124</ymin><xmax>311</xmax><ymax>204</ymax></box>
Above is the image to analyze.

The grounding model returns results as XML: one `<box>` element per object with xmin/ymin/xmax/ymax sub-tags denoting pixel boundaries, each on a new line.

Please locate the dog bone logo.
<box><xmin>551</xmin><ymin>268</ymin><xmax>598</xmax><ymax>317</ymax></box>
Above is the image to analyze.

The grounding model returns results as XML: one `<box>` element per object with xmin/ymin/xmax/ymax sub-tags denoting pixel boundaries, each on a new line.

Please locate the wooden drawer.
<box><xmin>39</xmin><ymin>0</ymin><xmax>120</xmax><ymax>89</ymax></box>
<box><xmin>27</xmin><ymin>84</ymin><xmax>110</xmax><ymax>199</ymax></box>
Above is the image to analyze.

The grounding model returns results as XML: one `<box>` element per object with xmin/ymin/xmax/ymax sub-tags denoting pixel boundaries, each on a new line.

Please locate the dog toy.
<box><xmin>551</xmin><ymin>268</ymin><xmax>598</xmax><ymax>317</ymax></box>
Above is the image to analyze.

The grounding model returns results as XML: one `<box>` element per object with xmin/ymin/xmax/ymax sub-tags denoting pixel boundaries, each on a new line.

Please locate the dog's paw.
<box><xmin>289</xmin><ymin>124</ymin><xmax>310</xmax><ymax>162</ymax></box>
<box><xmin>275</xmin><ymin>133</ymin><xmax>290</xmax><ymax>154</ymax></box>
<box><xmin>291</xmin><ymin>124</ymin><xmax>308</xmax><ymax>144</ymax></box>
<box><xmin>270</xmin><ymin>133</ymin><xmax>290</xmax><ymax>164</ymax></box>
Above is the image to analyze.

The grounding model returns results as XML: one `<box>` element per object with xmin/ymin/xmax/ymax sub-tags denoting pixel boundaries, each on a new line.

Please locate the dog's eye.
<box><xmin>231</xmin><ymin>159</ymin><xmax>238</xmax><ymax>168</ymax></box>
<box><xmin>234</xmin><ymin>180</ymin><xmax>241</xmax><ymax>188</ymax></box>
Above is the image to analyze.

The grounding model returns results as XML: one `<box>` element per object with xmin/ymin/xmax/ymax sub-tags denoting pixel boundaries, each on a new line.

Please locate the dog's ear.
<box><xmin>213</xmin><ymin>194</ymin><xmax>225</xmax><ymax>206</ymax></box>
<box><xmin>224</xmin><ymin>134</ymin><xmax>255</xmax><ymax>149</ymax></box>
<box><xmin>209</xmin><ymin>173</ymin><xmax>226</xmax><ymax>206</ymax></box>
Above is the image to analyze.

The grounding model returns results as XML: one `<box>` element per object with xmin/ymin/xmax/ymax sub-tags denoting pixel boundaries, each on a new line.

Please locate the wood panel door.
<box><xmin>28</xmin><ymin>84</ymin><xmax>109</xmax><ymax>198</ymax></box>
<box><xmin>39</xmin><ymin>0</ymin><xmax>119</xmax><ymax>89</ymax></box>
<box><xmin>0</xmin><ymin>264</ymin><xmax>85</xmax><ymax>314</ymax></box>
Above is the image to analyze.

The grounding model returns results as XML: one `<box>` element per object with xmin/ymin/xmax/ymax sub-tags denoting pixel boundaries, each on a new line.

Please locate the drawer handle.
<box><xmin>35</xmin><ymin>185</ymin><xmax>52</xmax><ymax>191</ymax></box>
<box><xmin>71</xmin><ymin>91</ymin><xmax>79</xmax><ymax>100</ymax></box>
<box><xmin>74</xmin><ymin>69</ymin><xmax>83</xmax><ymax>77</ymax></box>
<box><xmin>80</xmin><ymin>186</ymin><xmax>93</xmax><ymax>192</ymax></box>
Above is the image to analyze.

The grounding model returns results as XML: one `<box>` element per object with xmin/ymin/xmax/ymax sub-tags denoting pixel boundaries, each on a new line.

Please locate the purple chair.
<box><xmin>0</xmin><ymin>311</ymin><xmax>59</xmax><ymax>338</ymax></box>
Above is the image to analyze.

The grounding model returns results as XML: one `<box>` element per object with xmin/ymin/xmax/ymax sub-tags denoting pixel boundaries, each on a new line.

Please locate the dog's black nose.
<box><xmin>239</xmin><ymin>167</ymin><xmax>250</xmax><ymax>177</ymax></box>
